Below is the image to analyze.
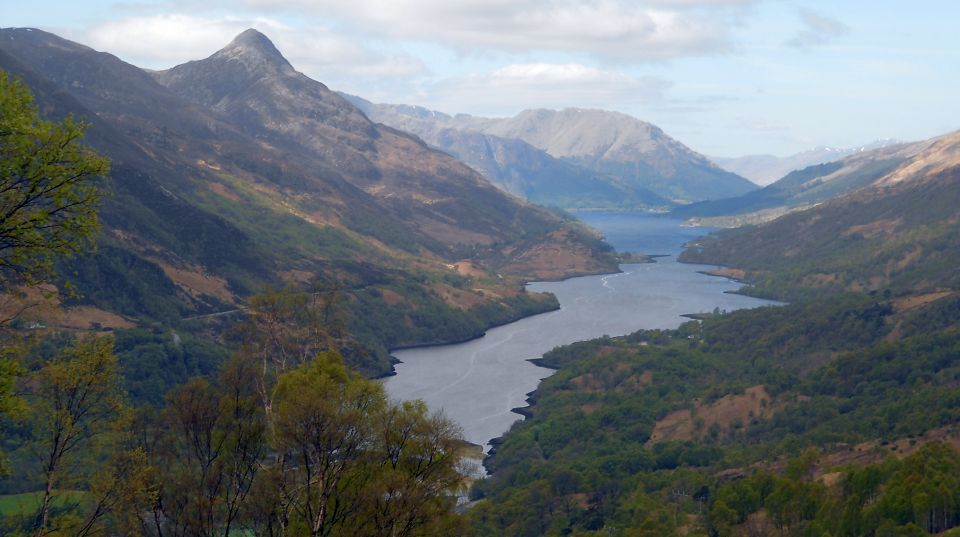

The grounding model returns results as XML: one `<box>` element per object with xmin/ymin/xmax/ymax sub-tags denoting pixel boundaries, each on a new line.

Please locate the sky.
<box><xmin>5</xmin><ymin>0</ymin><xmax>959</xmax><ymax>157</ymax></box>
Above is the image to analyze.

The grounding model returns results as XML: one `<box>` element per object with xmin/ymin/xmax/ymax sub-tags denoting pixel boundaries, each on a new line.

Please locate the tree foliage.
<box><xmin>139</xmin><ymin>358</ymin><xmax>265</xmax><ymax>537</ymax></box>
<box><xmin>133</xmin><ymin>351</ymin><xmax>468</xmax><ymax>537</ymax></box>
<box><xmin>468</xmin><ymin>291</ymin><xmax>960</xmax><ymax>536</ymax></box>
<box><xmin>0</xmin><ymin>70</ymin><xmax>107</xmax><ymax>287</ymax></box>
<box><xmin>0</xmin><ymin>71</ymin><xmax>110</xmax><ymax>521</ymax></box>
<box><xmin>6</xmin><ymin>336</ymin><xmax>153</xmax><ymax>537</ymax></box>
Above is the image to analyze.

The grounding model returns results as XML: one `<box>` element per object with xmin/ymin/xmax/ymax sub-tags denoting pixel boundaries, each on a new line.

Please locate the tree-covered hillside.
<box><xmin>469</xmin><ymin>160</ymin><xmax>960</xmax><ymax>536</ymax></box>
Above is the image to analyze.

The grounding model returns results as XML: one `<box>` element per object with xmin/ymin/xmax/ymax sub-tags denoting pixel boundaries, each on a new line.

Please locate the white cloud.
<box><xmin>76</xmin><ymin>14</ymin><xmax>283</xmax><ymax>66</ymax></box>
<box><xmin>786</xmin><ymin>8</ymin><xmax>849</xmax><ymax>48</ymax></box>
<box><xmin>73</xmin><ymin>14</ymin><xmax>425</xmax><ymax>81</ymax></box>
<box><xmin>278</xmin><ymin>31</ymin><xmax>426</xmax><ymax>80</ymax></box>
<box><xmin>419</xmin><ymin>62</ymin><xmax>671</xmax><ymax>115</ymax></box>
<box><xmin>242</xmin><ymin>0</ymin><xmax>756</xmax><ymax>61</ymax></box>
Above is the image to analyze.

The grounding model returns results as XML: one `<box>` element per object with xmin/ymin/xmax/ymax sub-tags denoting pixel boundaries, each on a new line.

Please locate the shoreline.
<box><xmin>379</xmin><ymin>264</ymin><xmax>637</xmax><ymax>378</ymax></box>
<box><xmin>691</xmin><ymin>268</ymin><xmax>787</xmax><ymax>303</ymax></box>
<box><xmin>377</xmin><ymin>303</ymin><xmax>564</xmax><ymax>379</ymax></box>
<box><xmin>385</xmin><ymin>222</ymin><xmax>777</xmax><ymax>475</ymax></box>
<box><xmin>695</xmin><ymin>268</ymin><xmax>748</xmax><ymax>284</ymax></box>
<box><xmin>476</xmin><ymin>260</ymin><xmax>778</xmax><ymax>471</ymax></box>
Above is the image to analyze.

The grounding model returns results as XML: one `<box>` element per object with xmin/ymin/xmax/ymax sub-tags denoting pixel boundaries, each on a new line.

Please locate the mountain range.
<box><xmin>682</xmin><ymin>129</ymin><xmax>960</xmax><ymax>297</ymax></box>
<box><xmin>672</xmin><ymin>134</ymin><xmax>951</xmax><ymax>224</ymax></box>
<box><xmin>0</xmin><ymin>28</ymin><xmax>617</xmax><ymax>375</ymax></box>
<box><xmin>346</xmin><ymin>97</ymin><xmax>756</xmax><ymax>208</ymax></box>
<box><xmin>713</xmin><ymin>139</ymin><xmax>902</xmax><ymax>186</ymax></box>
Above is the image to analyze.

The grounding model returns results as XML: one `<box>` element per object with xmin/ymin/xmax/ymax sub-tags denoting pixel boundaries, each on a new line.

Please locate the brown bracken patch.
<box><xmin>647</xmin><ymin>386</ymin><xmax>805</xmax><ymax>446</ymax></box>
<box><xmin>57</xmin><ymin>306</ymin><xmax>136</xmax><ymax>330</ymax></box>
<box><xmin>501</xmin><ymin>229</ymin><xmax>609</xmax><ymax>280</ymax></box>
<box><xmin>814</xmin><ymin>426</ymin><xmax>960</xmax><ymax>474</ymax></box>
<box><xmin>888</xmin><ymin>247</ymin><xmax>923</xmax><ymax>273</ymax></box>
<box><xmin>569</xmin><ymin>372</ymin><xmax>606</xmax><ymax>392</ymax></box>
<box><xmin>843</xmin><ymin>217</ymin><xmax>902</xmax><ymax>239</ymax></box>
<box><xmin>567</xmin><ymin>366</ymin><xmax>652</xmax><ymax>394</ymax></box>
<box><xmin>705</xmin><ymin>268</ymin><xmax>746</xmax><ymax>281</ymax></box>
<box><xmin>381</xmin><ymin>288</ymin><xmax>404</xmax><ymax>306</ymax></box>
<box><xmin>892</xmin><ymin>290</ymin><xmax>955</xmax><ymax>313</ymax></box>
<box><xmin>154</xmin><ymin>261</ymin><xmax>237</xmax><ymax>304</ymax></box>
<box><xmin>416</xmin><ymin>216</ymin><xmax>495</xmax><ymax>246</ymax></box>
<box><xmin>279</xmin><ymin>270</ymin><xmax>315</xmax><ymax>284</ymax></box>
<box><xmin>207</xmin><ymin>181</ymin><xmax>241</xmax><ymax>202</ymax></box>
<box><xmin>454</xmin><ymin>260</ymin><xmax>488</xmax><ymax>278</ymax></box>
<box><xmin>802</xmin><ymin>273</ymin><xmax>840</xmax><ymax>287</ymax></box>
<box><xmin>431</xmin><ymin>283</ymin><xmax>487</xmax><ymax>310</ymax></box>
<box><xmin>0</xmin><ymin>287</ymin><xmax>136</xmax><ymax>331</ymax></box>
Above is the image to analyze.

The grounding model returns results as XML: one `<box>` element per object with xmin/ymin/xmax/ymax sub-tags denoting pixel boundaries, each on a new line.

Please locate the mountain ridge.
<box><xmin>345</xmin><ymin>93</ymin><xmax>671</xmax><ymax>209</ymax></box>
<box><xmin>0</xmin><ymin>27</ymin><xmax>618</xmax><ymax>376</ymax></box>
<box><xmin>348</xmin><ymin>97</ymin><xmax>755</xmax><ymax>206</ymax></box>
<box><xmin>450</xmin><ymin>107</ymin><xmax>758</xmax><ymax>203</ymax></box>
<box><xmin>680</xmin><ymin>129</ymin><xmax>960</xmax><ymax>298</ymax></box>
<box><xmin>713</xmin><ymin>139</ymin><xmax>903</xmax><ymax>186</ymax></box>
<box><xmin>671</xmin><ymin>134</ymin><xmax>950</xmax><ymax>224</ymax></box>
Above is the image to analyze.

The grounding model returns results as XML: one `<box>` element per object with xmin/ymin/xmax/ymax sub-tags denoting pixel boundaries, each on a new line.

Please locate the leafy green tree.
<box><xmin>119</xmin><ymin>345</ymin><xmax>464</xmax><ymax>536</ymax></box>
<box><xmin>22</xmin><ymin>335</ymin><xmax>152</xmax><ymax>537</ymax></box>
<box><xmin>708</xmin><ymin>499</ymin><xmax>738</xmax><ymax>537</ymax></box>
<box><xmin>233</xmin><ymin>286</ymin><xmax>346</xmax><ymax>415</ymax></box>
<box><xmin>360</xmin><ymin>399</ymin><xmax>466</xmax><ymax>537</ymax></box>
<box><xmin>29</xmin><ymin>336</ymin><xmax>124</xmax><ymax>536</ymax></box>
<box><xmin>0</xmin><ymin>69</ymin><xmax>107</xmax><ymax>290</ymax></box>
<box><xmin>270</xmin><ymin>351</ymin><xmax>386</xmax><ymax>536</ymax></box>
<box><xmin>868</xmin><ymin>442</ymin><xmax>960</xmax><ymax>534</ymax></box>
<box><xmin>141</xmin><ymin>358</ymin><xmax>266</xmax><ymax>537</ymax></box>
<box><xmin>0</xmin><ymin>72</ymin><xmax>107</xmax><ymax>485</ymax></box>
<box><xmin>249</xmin><ymin>351</ymin><xmax>468</xmax><ymax>537</ymax></box>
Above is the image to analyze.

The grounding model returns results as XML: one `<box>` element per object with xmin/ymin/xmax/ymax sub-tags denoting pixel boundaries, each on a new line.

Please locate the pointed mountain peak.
<box><xmin>229</xmin><ymin>29</ymin><xmax>276</xmax><ymax>51</ymax></box>
<box><xmin>217</xmin><ymin>28</ymin><xmax>294</xmax><ymax>73</ymax></box>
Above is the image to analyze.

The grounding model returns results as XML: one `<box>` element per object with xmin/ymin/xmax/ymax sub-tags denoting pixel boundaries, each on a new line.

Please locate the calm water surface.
<box><xmin>384</xmin><ymin>213</ymin><xmax>778</xmax><ymax>450</ymax></box>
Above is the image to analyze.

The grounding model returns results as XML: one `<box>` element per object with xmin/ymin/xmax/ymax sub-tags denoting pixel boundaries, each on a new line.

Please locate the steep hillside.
<box><xmin>681</xmin><ymin>130</ymin><xmax>960</xmax><ymax>300</ymax></box>
<box><xmin>674</xmin><ymin>137</ymin><xmax>937</xmax><ymax>221</ymax></box>
<box><xmin>0</xmin><ymin>28</ymin><xmax>618</xmax><ymax>376</ymax></box>
<box><xmin>346</xmin><ymin>95</ymin><xmax>670</xmax><ymax>209</ymax></box>
<box><xmin>346</xmin><ymin>98</ymin><xmax>752</xmax><ymax>206</ymax></box>
<box><xmin>713</xmin><ymin>140</ymin><xmax>901</xmax><ymax>186</ymax></box>
<box><xmin>456</xmin><ymin>108</ymin><xmax>756</xmax><ymax>204</ymax></box>
<box><xmin>471</xmin><ymin>294</ymin><xmax>960</xmax><ymax>535</ymax></box>
<box><xmin>152</xmin><ymin>29</ymin><xmax>580</xmax><ymax>256</ymax></box>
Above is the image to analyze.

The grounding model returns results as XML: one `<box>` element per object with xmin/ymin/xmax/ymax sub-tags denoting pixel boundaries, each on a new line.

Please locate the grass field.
<box><xmin>0</xmin><ymin>490</ymin><xmax>86</xmax><ymax>518</ymax></box>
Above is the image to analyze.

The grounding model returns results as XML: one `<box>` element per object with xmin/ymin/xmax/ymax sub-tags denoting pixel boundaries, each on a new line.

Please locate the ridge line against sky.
<box><xmin>5</xmin><ymin>0</ymin><xmax>959</xmax><ymax>157</ymax></box>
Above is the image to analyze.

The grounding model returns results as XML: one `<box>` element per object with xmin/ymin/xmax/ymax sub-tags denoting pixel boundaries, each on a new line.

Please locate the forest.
<box><xmin>463</xmin><ymin>163</ymin><xmax>960</xmax><ymax>535</ymax></box>
<box><xmin>467</xmin><ymin>293</ymin><xmax>960</xmax><ymax>536</ymax></box>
